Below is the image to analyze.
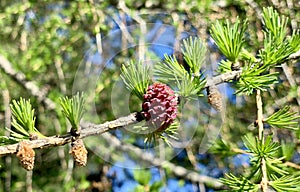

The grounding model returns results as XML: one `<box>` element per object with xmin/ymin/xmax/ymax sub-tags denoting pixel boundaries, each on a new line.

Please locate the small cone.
<box><xmin>16</xmin><ymin>141</ymin><xmax>35</xmax><ymax>171</ymax></box>
<box><xmin>207</xmin><ymin>85</ymin><xmax>223</xmax><ymax>111</ymax></box>
<box><xmin>141</xmin><ymin>83</ymin><xmax>178</xmax><ymax>132</ymax></box>
<box><xmin>69</xmin><ymin>139</ymin><xmax>88</xmax><ymax>166</ymax></box>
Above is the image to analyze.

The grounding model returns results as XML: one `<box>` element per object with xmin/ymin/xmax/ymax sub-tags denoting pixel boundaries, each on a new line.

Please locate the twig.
<box><xmin>1</xmin><ymin>42</ymin><xmax>299</xmax><ymax>189</ymax></box>
<box><xmin>286</xmin><ymin>0</ymin><xmax>297</xmax><ymax>30</ymax></box>
<box><xmin>256</xmin><ymin>90</ymin><xmax>268</xmax><ymax>192</ymax></box>
<box><xmin>53</xmin><ymin>117</ymin><xmax>68</xmax><ymax>169</ymax></box>
<box><xmin>205</xmin><ymin>70</ymin><xmax>242</xmax><ymax>88</ymax></box>
<box><xmin>63</xmin><ymin>156</ymin><xmax>74</xmax><ymax>184</ymax></box>
<box><xmin>186</xmin><ymin>144</ymin><xmax>199</xmax><ymax>170</ymax></box>
<box><xmin>0</xmin><ymin>112</ymin><xmax>139</xmax><ymax>156</ymax></box>
<box><xmin>256</xmin><ymin>90</ymin><xmax>264</xmax><ymax>141</ymax></box>
<box><xmin>88</xmin><ymin>0</ymin><xmax>104</xmax><ymax>55</ymax></box>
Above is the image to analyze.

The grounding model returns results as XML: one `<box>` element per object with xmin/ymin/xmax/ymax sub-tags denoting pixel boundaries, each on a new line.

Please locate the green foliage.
<box><xmin>259</xmin><ymin>7</ymin><xmax>298</xmax><ymax>66</ymax></box>
<box><xmin>240</xmin><ymin>49</ymin><xmax>258</xmax><ymax>63</ymax></box>
<box><xmin>121</xmin><ymin>60</ymin><xmax>152</xmax><ymax>100</ymax></box>
<box><xmin>210</xmin><ymin>18</ymin><xmax>247</xmax><ymax>62</ymax></box>
<box><xmin>149</xmin><ymin>181</ymin><xmax>164</xmax><ymax>192</ymax></box>
<box><xmin>222</xmin><ymin>133</ymin><xmax>300</xmax><ymax>191</ymax></box>
<box><xmin>221</xmin><ymin>173</ymin><xmax>259</xmax><ymax>191</ymax></box>
<box><xmin>155</xmin><ymin>54</ymin><xmax>187</xmax><ymax>83</ymax></box>
<box><xmin>264</xmin><ymin>106</ymin><xmax>300</xmax><ymax>130</ymax></box>
<box><xmin>181</xmin><ymin>36</ymin><xmax>207</xmax><ymax>75</ymax></box>
<box><xmin>158</xmin><ymin>121</ymin><xmax>179</xmax><ymax>146</ymax></box>
<box><xmin>10</xmin><ymin>98</ymin><xmax>35</xmax><ymax>136</ymax></box>
<box><xmin>289</xmin><ymin>30</ymin><xmax>300</xmax><ymax>52</ymax></box>
<box><xmin>269</xmin><ymin>175</ymin><xmax>300</xmax><ymax>192</ymax></box>
<box><xmin>0</xmin><ymin>136</ymin><xmax>20</xmax><ymax>145</ymax></box>
<box><xmin>10</xmin><ymin>98</ymin><xmax>44</xmax><ymax>139</ymax></box>
<box><xmin>262</xmin><ymin>7</ymin><xmax>288</xmax><ymax>46</ymax></box>
<box><xmin>236</xmin><ymin>62</ymin><xmax>279</xmax><ymax>95</ymax></box>
<box><xmin>209</xmin><ymin>139</ymin><xmax>237</xmax><ymax>157</ymax></box>
<box><xmin>233</xmin><ymin>7</ymin><xmax>299</xmax><ymax>95</ymax></box>
<box><xmin>176</xmin><ymin>73</ymin><xmax>205</xmax><ymax>98</ymax></box>
<box><xmin>0</xmin><ymin>98</ymin><xmax>46</xmax><ymax>145</ymax></box>
<box><xmin>144</xmin><ymin>120</ymin><xmax>179</xmax><ymax>147</ymax></box>
<box><xmin>259</xmin><ymin>35</ymin><xmax>295</xmax><ymax>66</ymax></box>
<box><xmin>243</xmin><ymin>135</ymin><xmax>288</xmax><ymax>178</ymax></box>
<box><xmin>59</xmin><ymin>93</ymin><xmax>86</xmax><ymax>130</ymax></box>
<box><xmin>217</xmin><ymin>59</ymin><xmax>232</xmax><ymax>73</ymax></box>
<box><xmin>154</xmin><ymin>38</ymin><xmax>206</xmax><ymax>98</ymax></box>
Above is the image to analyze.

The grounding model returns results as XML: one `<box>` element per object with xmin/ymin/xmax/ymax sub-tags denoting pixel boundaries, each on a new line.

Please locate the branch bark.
<box><xmin>0</xmin><ymin>113</ymin><xmax>139</xmax><ymax>156</ymax></box>
<box><xmin>205</xmin><ymin>70</ymin><xmax>242</xmax><ymax>88</ymax></box>
<box><xmin>256</xmin><ymin>90</ymin><xmax>268</xmax><ymax>192</ymax></box>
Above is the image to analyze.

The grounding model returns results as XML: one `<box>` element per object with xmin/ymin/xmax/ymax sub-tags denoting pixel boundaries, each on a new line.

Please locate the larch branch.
<box><xmin>0</xmin><ymin>113</ymin><xmax>139</xmax><ymax>156</ymax></box>
<box><xmin>256</xmin><ymin>90</ymin><xmax>268</xmax><ymax>192</ymax></box>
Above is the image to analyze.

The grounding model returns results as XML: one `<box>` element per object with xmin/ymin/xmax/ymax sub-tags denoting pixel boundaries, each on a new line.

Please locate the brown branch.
<box><xmin>205</xmin><ymin>70</ymin><xmax>242</xmax><ymax>88</ymax></box>
<box><xmin>256</xmin><ymin>90</ymin><xmax>268</xmax><ymax>192</ymax></box>
<box><xmin>0</xmin><ymin>113</ymin><xmax>139</xmax><ymax>156</ymax></box>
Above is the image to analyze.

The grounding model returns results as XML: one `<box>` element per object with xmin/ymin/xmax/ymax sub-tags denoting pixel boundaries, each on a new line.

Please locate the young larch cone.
<box><xmin>207</xmin><ymin>85</ymin><xmax>223</xmax><ymax>111</ymax></box>
<box><xmin>16</xmin><ymin>141</ymin><xmax>35</xmax><ymax>171</ymax></box>
<box><xmin>69</xmin><ymin>139</ymin><xmax>88</xmax><ymax>166</ymax></box>
<box><xmin>141</xmin><ymin>83</ymin><xmax>178</xmax><ymax>132</ymax></box>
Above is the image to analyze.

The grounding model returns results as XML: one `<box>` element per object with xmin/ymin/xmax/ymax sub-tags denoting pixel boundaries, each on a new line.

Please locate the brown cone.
<box><xmin>16</xmin><ymin>141</ymin><xmax>35</xmax><ymax>171</ymax></box>
<box><xmin>69</xmin><ymin>139</ymin><xmax>88</xmax><ymax>166</ymax></box>
<box><xmin>207</xmin><ymin>85</ymin><xmax>223</xmax><ymax>111</ymax></box>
